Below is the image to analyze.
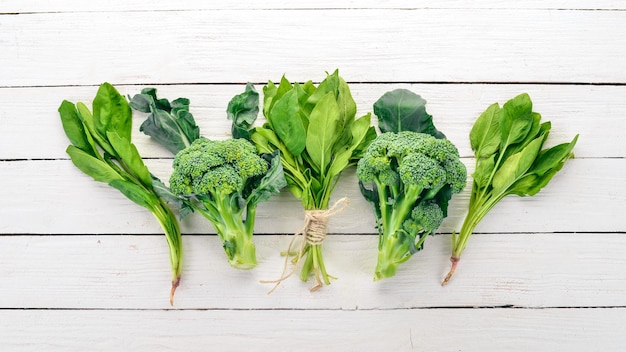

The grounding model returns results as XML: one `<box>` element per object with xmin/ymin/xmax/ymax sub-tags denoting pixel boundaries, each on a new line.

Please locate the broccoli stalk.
<box><xmin>357</xmin><ymin>131</ymin><xmax>467</xmax><ymax>280</ymax></box>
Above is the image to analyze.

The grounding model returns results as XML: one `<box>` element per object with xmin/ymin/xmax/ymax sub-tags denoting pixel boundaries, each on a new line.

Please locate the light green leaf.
<box><xmin>306</xmin><ymin>92</ymin><xmax>341</xmax><ymax>172</ymax></box>
<box><xmin>492</xmin><ymin>132</ymin><xmax>546</xmax><ymax>194</ymax></box>
<box><xmin>500</xmin><ymin>93</ymin><xmax>534</xmax><ymax>150</ymax></box>
<box><xmin>106</xmin><ymin>131</ymin><xmax>153</xmax><ymax>188</ymax></box>
<box><xmin>469</xmin><ymin>103</ymin><xmax>501</xmax><ymax>158</ymax></box>
<box><xmin>93</xmin><ymin>82</ymin><xmax>132</xmax><ymax>142</ymax></box>
<box><xmin>109</xmin><ymin>179</ymin><xmax>158</xmax><ymax>210</ymax></box>
<box><xmin>472</xmin><ymin>154</ymin><xmax>495</xmax><ymax>188</ymax></box>
<box><xmin>66</xmin><ymin>145</ymin><xmax>123</xmax><ymax>184</ymax></box>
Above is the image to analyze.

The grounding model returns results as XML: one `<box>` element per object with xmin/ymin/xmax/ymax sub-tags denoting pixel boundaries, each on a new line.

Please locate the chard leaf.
<box><xmin>152</xmin><ymin>175</ymin><xmax>194</xmax><ymax>219</ymax></box>
<box><xmin>306</xmin><ymin>92</ymin><xmax>341</xmax><ymax>172</ymax></box>
<box><xmin>470</xmin><ymin>103</ymin><xmax>501</xmax><ymax>158</ymax></box>
<box><xmin>227</xmin><ymin>83</ymin><xmax>259</xmax><ymax>140</ymax></box>
<box><xmin>106</xmin><ymin>131</ymin><xmax>153</xmax><ymax>188</ymax></box>
<box><xmin>247</xmin><ymin>151</ymin><xmax>287</xmax><ymax>207</ymax></box>
<box><xmin>374</xmin><ymin>89</ymin><xmax>445</xmax><ymax>138</ymax></box>
<box><xmin>66</xmin><ymin>145</ymin><xmax>123</xmax><ymax>184</ymax></box>
<box><xmin>131</xmin><ymin>89</ymin><xmax>200</xmax><ymax>155</ymax></box>
<box><xmin>93</xmin><ymin>82</ymin><xmax>132</xmax><ymax>142</ymax></box>
<box><xmin>268</xmin><ymin>89</ymin><xmax>306</xmax><ymax>156</ymax></box>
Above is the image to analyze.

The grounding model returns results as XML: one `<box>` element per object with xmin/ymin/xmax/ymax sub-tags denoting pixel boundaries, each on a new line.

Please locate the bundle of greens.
<box><xmin>236</xmin><ymin>70</ymin><xmax>377</xmax><ymax>291</ymax></box>
<box><xmin>58</xmin><ymin>83</ymin><xmax>183</xmax><ymax>305</ymax></box>
<box><xmin>442</xmin><ymin>93</ymin><xmax>578</xmax><ymax>285</ymax></box>
<box><xmin>130</xmin><ymin>87</ymin><xmax>286</xmax><ymax>269</ymax></box>
<box><xmin>357</xmin><ymin>89</ymin><xmax>467</xmax><ymax>280</ymax></box>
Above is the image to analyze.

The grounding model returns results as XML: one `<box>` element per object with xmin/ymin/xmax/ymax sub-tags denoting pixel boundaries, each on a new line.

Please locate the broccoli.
<box><xmin>169</xmin><ymin>137</ymin><xmax>285</xmax><ymax>269</ymax></box>
<box><xmin>357</xmin><ymin>131</ymin><xmax>467</xmax><ymax>280</ymax></box>
<box><xmin>131</xmin><ymin>87</ymin><xmax>286</xmax><ymax>270</ymax></box>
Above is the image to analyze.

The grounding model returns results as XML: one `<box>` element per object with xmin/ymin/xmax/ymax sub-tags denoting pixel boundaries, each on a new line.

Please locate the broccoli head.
<box><xmin>169</xmin><ymin>137</ymin><xmax>285</xmax><ymax>269</ymax></box>
<box><xmin>357</xmin><ymin>131</ymin><xmax>467</xmax><ymax>280</ymax></box>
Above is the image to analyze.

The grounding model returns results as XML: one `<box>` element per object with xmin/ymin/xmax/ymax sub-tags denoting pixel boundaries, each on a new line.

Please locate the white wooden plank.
<box><xmin>1</xmin><ymin>234</ymin><xmax>626</xmax><ymax>309</ymax></box>
<box><xmin>2</xmin><ymin>0</ymin><xmax>624</xmax><ymax>12</ymax></box>
<box><xmin>0</xmin><ymin>83</ymin><xmax>610</xmax><ymax>159</ymax></box>
<box><xmin>2</xmin><ymin>9</ymin><xmax>625</xmax><ymax>86</ymax></box>
<box><xmin>1</xmin><ymin>308</ymin><xmax>625</xmax><ymax>352</ymax></box>
<box><xmin>0</xmin><ymin>158</ymin><xmax>611</xmax><ymax>234</ymax></box>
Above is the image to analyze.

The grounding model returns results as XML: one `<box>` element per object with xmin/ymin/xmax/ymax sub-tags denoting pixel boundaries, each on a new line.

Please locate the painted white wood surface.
<box><xmin>1</xmin><ymin>1</ymin><xmax>624</xmax><ymax>351</ymax></box>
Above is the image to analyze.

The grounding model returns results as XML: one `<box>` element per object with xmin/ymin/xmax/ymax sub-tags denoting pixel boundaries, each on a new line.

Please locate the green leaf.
<box><xmin>500</xmin><ymin>93</ymin><xmax>534</xmax><ymax>150</ymax></box>
<box><xmin>374</xmin><ymin>89</ymin><xmax>445</xmax><ymax>138</ymax></box>
<box><xmin>151</xmin><ymin>175</ymin><xmax>194</xmax><ymax>219</ymax></box>
<box><xmin>528</xmin><ymin>135</ymin><xmax>578</xmax><ymax>176</ymax></box>
<box><xmin>267</xmin><ymin>89</ymin><xmax>306</xmax><ymax>156</ymax></box>
<box><xmin>131</xmin><ymin>89</ymin><xmax>200</xmax><ymax>155</ymax></box>
<box><xmin>106</xmin><ymin>131</ymin><xmax>153</xmax><ymax>187</ymax></box>
<box><xmin>472</xmin><ymin>154</ymin><xmax>495</xmax><ymax>188</ymax></box>
<box><xmin>93</xmin><ymin>82</ymin><xmax>132</xmax><ymax>142</ymax></box>
<box><xmin>246</xmin><ymin>151</ymin><xmax>288</xmax><ymax>207</ymax></box>
<box><xmin>58</xmin><ymin>100</ymin><xmax>94</xmax><ymax>155</ymax></box>
<box><xmin>469</xmin><ymin>103</ymin><xmax>501</xmax><ymax>158</ymax></box>
<box><xmin>66</xmin><ymin>145</ymin><xmax>123</xmax><ymax>184</ymax></box>
<box><xmin>76</xmin><ymin>102</ymin><xmax>117</xmax><ymax>157</ymax></box>
<box><xmin>227</xmin><ymin>83</ymin><xmax>259</xmax><ymax>140</ymax></box>
<box><xmin>306</xmin><ymin>92</ymin><xmax>341</xmax><ymax>172</ymax></box>
<box><xmin>109</xmin><ymin>179</ymin><xmax>158</xmax><ymax>210</ymax></box>
<box><xmin>262</xmin><ymin>81</ymin><xmax>277</xmax><ymax>118</ymax></box>
<box><xmin>492</xmin><ymin>132</ymin><xmax>546</xmax><ymax>194</ymax></box>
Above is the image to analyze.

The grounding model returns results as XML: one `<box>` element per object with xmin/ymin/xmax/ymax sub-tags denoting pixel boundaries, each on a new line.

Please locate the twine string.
<box><xmin>260</xmin><ymin>197</ymin><xmax>350</xmax><ymax>294</ymax></box>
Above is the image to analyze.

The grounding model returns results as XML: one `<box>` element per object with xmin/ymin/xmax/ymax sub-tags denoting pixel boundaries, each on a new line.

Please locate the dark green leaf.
<box><xmin>59</xmin><ymin>100</ymin><xmax>94</xmax><ymax>155</ymax></box>
<box><xmin>267</xmin><ymin>89</ymin><xmax>306</xmax><ymax>156</ymax></box>
<box><xmin>374</xmin><ymin>89</ymin><xmax>445</xmax><ymax>138</ymax></box>
<box><xmin>66</xmin><ymin>145</ymin><xmax>123</xmax><ymax>184</ymax></box>
<box><xmin>227</xmin><ymin>83</ymin><xmax>259</xmax><ymax>139</ymax></box>
<box><xmin>247</xmin><ymin>151</ymin><xmax>288</xmax><ymax>207</ymax></box>
<box><xmin>93</xmin><ymin>82</ymin><xmax>132</xmax><ymax>142</ymax></box>
<box><xmin>152</xmin><ymin>175</ymin><xmax>194</xmax><ymax>219</ymax></box>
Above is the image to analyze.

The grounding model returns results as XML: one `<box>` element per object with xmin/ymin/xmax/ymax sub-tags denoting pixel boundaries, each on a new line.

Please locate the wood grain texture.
<box><xmin>1</xmin><ymin>234</ymin><xmax>626</xmax><ymax>310</ymax></box>
<box><xmin>0</xmin><ymin>2</ymin><xmax>623</xmax><ymax>350</ymax></box>
<box><xmin>2</xmin><ymin>9</ymin><xmax>625</xmax><ymax>86</ymax></box>
<box><xmin>1</xmin><ymin>308</ymin><xmax>625</xmax><ymax>352</ymax></box>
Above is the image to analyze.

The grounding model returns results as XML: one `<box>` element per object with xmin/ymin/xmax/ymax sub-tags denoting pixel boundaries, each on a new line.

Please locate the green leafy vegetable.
<box><xmin>130</xmin><ymin>88</ymin><xmax>200</xmax><ymax>154</ymax></box>
<box><xmin>357</xmin><ymin>89</ymin><xmax>466</xmax><ymax>280</ymax></box>
<box><xmin>244</xmin><ymin>70</ymin><xmax>377</xmax><ymax>291</ymax></box>
<box><xmin>132</xmin><ymin>88</ymin><xmax>286</xmax><ymax>269</ymax></box>
<box><xmin>59</xmin><ymin>83</ymin><xmax>183</xmax><ymax>305</ymax></box>
<box><xmin>442</xmin><ymin>93</ymin><xmax>578</xmax><ymax>285</ymax></box>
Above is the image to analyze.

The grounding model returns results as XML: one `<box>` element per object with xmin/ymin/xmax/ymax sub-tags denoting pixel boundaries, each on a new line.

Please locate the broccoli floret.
<box><xmin>170</xmin><ymin>137</ymin><xmax>283</xmax><ymax>269</ymax></box>
<box><xmin>357</xmin><ymin>131</ymin><xmax>467</xmax><ymax>280</ymax></box>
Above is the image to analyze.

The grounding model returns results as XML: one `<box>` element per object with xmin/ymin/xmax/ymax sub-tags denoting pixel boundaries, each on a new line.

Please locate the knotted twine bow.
<box><xmin>261</xmin><ymin>197</ymin><xmax>350</xmax><ymax>294</ymax></box>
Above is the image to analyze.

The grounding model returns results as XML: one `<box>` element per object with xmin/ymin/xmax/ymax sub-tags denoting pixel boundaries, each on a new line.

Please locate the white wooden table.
<box><xmin>1</xmin><ymin>1</ymin><xmax>625</xmax><ymax>351</ymax></box>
